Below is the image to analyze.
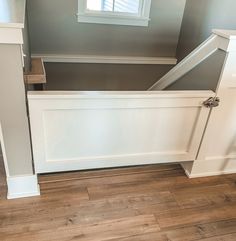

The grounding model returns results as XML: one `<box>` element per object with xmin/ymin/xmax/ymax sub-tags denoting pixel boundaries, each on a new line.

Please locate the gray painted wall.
<box><xmin>27</xmin><ymin>0</ymin><xmax>186</xmax><ymax>90</ymax></box>
<box><xmin>167</xmin><ymin>50</ymin><xmax>226</xmax><ymax>91</ymax></box>
<box><xmin>45</xmin><ymin>63</ymin><xmax>172</xmax><ymax>91</ymax></box>
<box><xmin>177</xmin><ymin>0</ymin><xmax>236</xmax><ymax>61</ymax></box>
<box><xmin>28</xmin><ymin>0</ymin><xmax>186</xmax><ymax>57</ymax></box>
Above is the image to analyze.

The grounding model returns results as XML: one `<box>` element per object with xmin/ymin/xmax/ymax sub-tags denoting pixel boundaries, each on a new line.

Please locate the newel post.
<box><xmin>182</xmin><ymin>29</ymin><xmax>236</xmax><ymax>177</ymax></box>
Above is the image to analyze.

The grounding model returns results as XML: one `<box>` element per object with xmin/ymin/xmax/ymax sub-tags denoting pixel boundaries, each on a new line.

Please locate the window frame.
<box><xmin>77</xmin><ymin>0</ymin><xmax>152</xmax><ymax>27</ymax></box>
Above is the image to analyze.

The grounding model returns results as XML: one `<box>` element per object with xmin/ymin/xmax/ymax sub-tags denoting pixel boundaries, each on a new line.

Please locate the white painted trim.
<box><xmin>0</xmin><ymin>27</ymin><xmax>23</xmax><ymax>44</ymax></box>
<box><xmin>28</xmin><ymin>90</ymin><xmax>212</xmax><ymax>174</ymax></box>
<box><xmin>77</xmin><ymin>14</ymin><xmax>150</xmax><ymax>27</ymax></box>
<box><xmin>77</xmin><ymin>0</ymin><xmax>151</xmax><ymax>27</ymax></box>
<box><xmin>149</xmin><ymin>34</ymin><xmax>219</xmax><ymax>90</ymax></box>
<box><xmin>0</xmin><ymin>0</ymin><xmax>25</xmax><ymax>44</ymax></box>
<box><xmin>181</xmin><ymin>163</ymin><xmax>236</xmax><ymax>179</ymax></box>
<box><xmin>182</xmin><ymin>166</ymin><xmax>192</xmax><ymax>178</ymax></box>
<box><xmin>205</xmin><ymin>154</ymin><xmax>236</xmax><ymax>161</ymax></box>
<box><xmin>185</xmin><ymin>169</ymin><xmax>236</xmax><ymax>178</ymax></box>
<box><xmin>28</xmin><ymin>90</ymin><xmax>214</xmax><ymax>99</ymax></box>
<box><xmin>7</xmin><ymin>175</ymin><xmax>40</xmax><ymax>199</ymax></box>
<box><xmin>182</xmin><ymin>156</ymin><xmax>236</xmax><ymax>178</ymax></box>
<box><xmin>0</xmin><ymin>23</ymin><xmax>24</xmax><ymax>28</ymax></box>
<box><xmin>212</xmin><ymin>29</ymin><xmax>236</xmax><ymax>40</ymax></box>
<box><xmin>0</xmin><ymin>122</ymin><xmax>9</xmax><ymax>177</ymax></box>
<box><xmin>31</xmin><ymin>54</ymin><xmax>177</xmax><ymax>65</ymax></box>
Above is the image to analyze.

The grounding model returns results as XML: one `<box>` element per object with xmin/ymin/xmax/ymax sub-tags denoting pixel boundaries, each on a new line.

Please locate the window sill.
<box><xmin>77</xmin><ymin>13</ymin><xmax>150</xmax><ymax>27</ymax></box>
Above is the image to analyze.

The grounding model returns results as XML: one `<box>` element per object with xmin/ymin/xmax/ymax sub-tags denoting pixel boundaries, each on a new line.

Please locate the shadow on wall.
<box><xmin>44</xmin><ymin>63</ymin><xmax>173</xmax><ymax>91</ymax></box>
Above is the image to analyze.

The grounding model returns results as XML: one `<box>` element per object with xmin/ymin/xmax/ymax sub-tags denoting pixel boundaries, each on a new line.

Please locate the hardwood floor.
<box><xmin>1</xmin><ymin>159</ymin><xmax>236</xmax><ymax>241</ymax></box>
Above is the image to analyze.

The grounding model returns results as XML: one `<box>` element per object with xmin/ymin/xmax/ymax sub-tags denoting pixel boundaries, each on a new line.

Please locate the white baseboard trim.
<box><xmin>181</xmin><ymin>157</ymin><xmax>236</xmax><ymax>178</ymax></box>
<box><xmin>182</xmin><ymin>166</ymin><xmax>192</xmax><ymax>178</ymax></box>
<box><xmin>186</xmin><ymin>169</ymin><xmax>236</xmax><ymax>178</ymax></box>
<box><xmin>7</xmin><ymin>174</ymin><xmax>40</xmax><ymax>199</ymax></box>
<box><xmin>0</xmin><ymin>27</ymin><xmax>23</xmax><ymax>44</ymax></box>
<box><xmin>32</xmin><ymin>54</ymin><xmax>177</xmax><ymax>65</ymax></box>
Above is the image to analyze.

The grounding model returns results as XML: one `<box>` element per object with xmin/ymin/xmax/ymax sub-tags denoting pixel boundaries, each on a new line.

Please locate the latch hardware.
<box><xmin>203</xmin><ymin>97</ymin><xmax>220</xmax><ymax>108</ymax></box>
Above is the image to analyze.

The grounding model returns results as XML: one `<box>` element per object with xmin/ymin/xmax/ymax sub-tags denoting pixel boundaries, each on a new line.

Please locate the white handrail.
<box><xmin>149</xmin><ymin>34</ymin><xmax>219</xmax><ymax>90</ymax></box>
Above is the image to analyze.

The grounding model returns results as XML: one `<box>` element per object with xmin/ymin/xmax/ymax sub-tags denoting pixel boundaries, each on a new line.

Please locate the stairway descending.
<box><xmin>148</xmin><ymin>31</ymin><xmax>224</xmax><ymax>91</ymax></box>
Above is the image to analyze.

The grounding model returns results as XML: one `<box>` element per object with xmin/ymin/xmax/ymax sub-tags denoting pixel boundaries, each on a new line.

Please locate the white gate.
<box><xmin>28</xmin><ymin>90</ymin><xmax>214</xmax><ymax>173</ymax></box>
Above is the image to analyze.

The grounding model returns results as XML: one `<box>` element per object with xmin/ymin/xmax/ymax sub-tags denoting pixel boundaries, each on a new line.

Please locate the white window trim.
<box><xmin>77</xmin><ymin>0</ymin><xmax>152</xmax><ymax>27</ymax></box>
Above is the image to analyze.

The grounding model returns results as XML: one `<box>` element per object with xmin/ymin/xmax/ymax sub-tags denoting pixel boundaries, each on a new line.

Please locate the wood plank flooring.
<box><xmin>1</xmin><ymin>158</ymin><xmax>236</xmax><ymax>240</ymax></box>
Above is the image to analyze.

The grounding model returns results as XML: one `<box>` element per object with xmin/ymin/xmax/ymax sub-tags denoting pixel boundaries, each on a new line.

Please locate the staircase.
<box><xmin>149</xmin><ymin>29</ymin><xmax>233</xmax><ymax>91</ymax></box>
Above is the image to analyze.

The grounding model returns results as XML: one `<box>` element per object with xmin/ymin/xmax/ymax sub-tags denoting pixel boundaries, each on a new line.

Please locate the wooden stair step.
<box><xmin>24</xmin><ymin>58</ymin><xmax>46</xmax><ymax>84</ymax></box>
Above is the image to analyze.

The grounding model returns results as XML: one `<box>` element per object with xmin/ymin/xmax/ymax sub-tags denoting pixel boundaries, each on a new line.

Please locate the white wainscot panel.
<box><xmin>28</xmin><ymin>91</ymin><xmax>213</xmax><ymax>173</ymax></box>
<box><xmin>44</xmin><ymin>108</ymin><xmax>198</xmax><ymax>160</ymax></box>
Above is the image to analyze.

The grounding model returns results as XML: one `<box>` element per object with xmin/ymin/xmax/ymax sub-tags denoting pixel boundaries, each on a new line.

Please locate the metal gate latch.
<box><xmin>203</xmin><ymin>97</ymin><xmax>220</xmax><ymax>108</ymax></box>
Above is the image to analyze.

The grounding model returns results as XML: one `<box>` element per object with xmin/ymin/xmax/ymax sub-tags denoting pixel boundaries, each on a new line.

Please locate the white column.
<box><xmin>0</xmin><ymin>0</ymin><xmax>40</xmax><ymax>198</ymax></box>
<box><xmin>182</xmin><ymin>30</ymin><xmax>236</xmax><ymax>177</ymax></box>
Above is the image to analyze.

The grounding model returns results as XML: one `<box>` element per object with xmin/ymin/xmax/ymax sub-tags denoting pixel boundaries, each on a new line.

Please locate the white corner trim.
<box><xmin>31</xmin><ymin>54</ymin><xmax>177</xmax><ymax>65</ymax></box>
<box><xmin>7</xmin><ymin>175</ymin><xmax>40</xmax><ymax>199</ymax></box>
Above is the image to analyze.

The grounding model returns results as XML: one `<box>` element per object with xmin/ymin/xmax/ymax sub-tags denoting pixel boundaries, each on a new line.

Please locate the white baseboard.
<box><xmin>32</xmin><ymin>54</ymin><xmax>177</xmax><ymax>65</ymax></box>
<box><xmin>186</xmin><ymin>169</ymin><xmax>236</xmax><ymax>178</ymax></box>
<box><xmin>7</xmin><ymin>175</ymin><xmax>40</xmax><ymax>199</ymax></box>
<box><xmin>181</xmin><ymin>158</ymin><xmax>236</xmax><ymax>178</ymax></box>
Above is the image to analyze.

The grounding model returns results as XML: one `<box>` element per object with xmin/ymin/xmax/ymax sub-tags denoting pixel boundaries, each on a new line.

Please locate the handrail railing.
<box><xmin>149</xmin><ymin>29</ymin><xmax>236</xmax><ymax>91</ymax></box>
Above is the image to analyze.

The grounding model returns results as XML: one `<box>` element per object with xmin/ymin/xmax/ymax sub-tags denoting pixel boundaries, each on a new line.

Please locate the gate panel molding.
<box><xmin>28</xmin><ymin>91</ymin><xmax>213</xmax><ymax>173</ymax></box>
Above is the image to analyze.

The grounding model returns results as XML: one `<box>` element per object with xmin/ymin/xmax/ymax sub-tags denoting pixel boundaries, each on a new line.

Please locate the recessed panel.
<box><xmin>43</xmin><ymin>107</ymin><xmax>200</xmax><ymax>161</ymax></box>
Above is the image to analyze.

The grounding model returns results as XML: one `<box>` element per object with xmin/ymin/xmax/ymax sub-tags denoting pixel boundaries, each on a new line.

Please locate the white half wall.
<box><xmin>28</xmin><ymin>90</ymin><xmax>213</xmax><ymax>174</ymax></box>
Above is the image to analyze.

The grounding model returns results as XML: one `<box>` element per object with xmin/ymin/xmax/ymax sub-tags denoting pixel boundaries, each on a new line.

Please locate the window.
<box><xmin>77</xmin><ymin>0</ymin><xmax>152</xmax><ymax>26</ymax></box>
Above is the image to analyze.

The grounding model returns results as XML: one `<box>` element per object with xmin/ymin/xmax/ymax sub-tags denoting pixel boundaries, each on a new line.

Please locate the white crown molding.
<box><xmin>7</xmin><ymin>175</ymin><xmax>40</xmax><ymax>199</ymax></box>
<box><xmin>32</xmin><ymin>54</ymin><xmax>177</xmax><ymax>65</ymax></box>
